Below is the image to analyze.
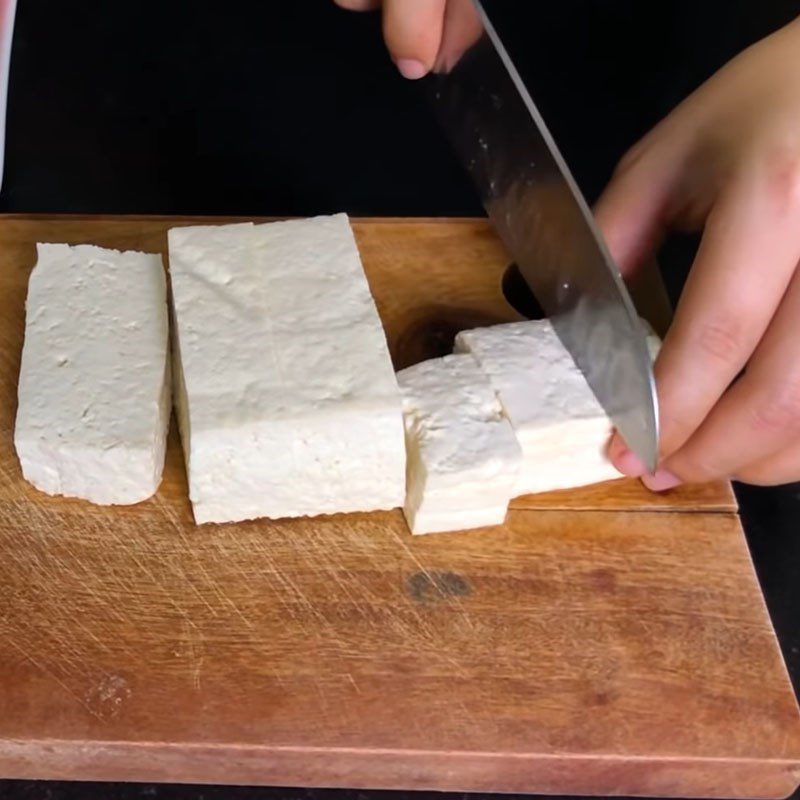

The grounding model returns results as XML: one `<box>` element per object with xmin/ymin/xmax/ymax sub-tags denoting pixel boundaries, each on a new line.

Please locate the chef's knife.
<box><xmin>426</xmin><ymin>0</ymin><xmax>660</xmax><ymax>470</ymax></box>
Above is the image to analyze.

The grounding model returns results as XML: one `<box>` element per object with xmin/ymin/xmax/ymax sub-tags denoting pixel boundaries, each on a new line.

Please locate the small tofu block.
<box><xmin>168</xmin><ymin>214</ymin><xmax>406</xmax><ymax>525</ymax></box>
<box><xmin>455</xmin><ymin>319</ymin><xmax>623</xmax><ymax>496</ymax></box>
<box><xmin>397</xmin><ymin>354</ymin><xmax>522</xmax><ymax>535</ymax></box>
<box><xmin>15</xmin><ymin>243</ymin><xmax>171</xmax><ymax>505</ymax></box>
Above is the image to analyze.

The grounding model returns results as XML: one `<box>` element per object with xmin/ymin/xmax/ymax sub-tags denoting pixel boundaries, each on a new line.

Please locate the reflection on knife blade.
<box><xmin>425</xmin><ymin>0</ymin><xmax>660</xmax><ymax>471</ymax></box>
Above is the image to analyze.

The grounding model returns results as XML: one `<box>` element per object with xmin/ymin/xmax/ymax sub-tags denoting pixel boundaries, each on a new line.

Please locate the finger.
<box><xmin>607</xmin><ymin>431</ymin><xmax>648</xmax><ymax>477</ymax></box>
<box><xmin>625</xmin><ymin>256</ymin><xmax>673</xmax><ymax>338</ymax></box>
<box><xmin>650</xmin><ymin>164</ymin><xmax>800</xmax><ymax>464</ymax></box>
<box><xmin>593</xmin><ymin>137</ymin><xmax>676</xmax><ymax>280</ymax></box>
<box><xmin>436</xmin><ymin>0</ymin><xmax>483</xmax><ymax>71</ymax></box>
<box><xmin>381</xmin><ymin>0</ymin><xmax>446</xmax><ymax>79</ymax></box>
<box><xmin>735</xmin><ymin>438</ymin><xmax>800</xmax><ymax>486</ymax></box>
<box><xmin>333</xmin><ymin>0</ymin><xmax>381</xmax><ymax>10</ymax></box>
<box><xmin>645</xmin><ymin>265</ymin><xmax>800</xmax><ymax>488</ymax></box>
<box><xmin>598</xmin><ymin>134</ymin><xmax>680</xmax><ymax>477</ymax></box>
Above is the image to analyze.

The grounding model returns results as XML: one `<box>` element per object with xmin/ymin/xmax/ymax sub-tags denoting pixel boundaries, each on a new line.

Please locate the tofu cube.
<box><xmin>398</xmin><ymin>354</ymin><xmax>522</xmax><ymax>534</ymax></box>
<box><xmin>455</xmin><ymin>319</ymin><xmax>623</xmax><ymax>495</ymax></box>
<box><xmin>15</xmin><ymin>243</ymin><xmax>171</xmax><ymax>505</ymax></box>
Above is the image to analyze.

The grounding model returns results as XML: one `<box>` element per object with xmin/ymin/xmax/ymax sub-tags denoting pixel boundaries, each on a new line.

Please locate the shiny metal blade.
<box><xmin>426</xmin><ymin>0</ymin><xmax>659</xmax><ymax>470</ymax></box>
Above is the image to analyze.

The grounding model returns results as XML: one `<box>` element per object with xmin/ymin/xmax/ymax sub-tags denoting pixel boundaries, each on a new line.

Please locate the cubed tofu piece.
<box><xmin>397</xmin><ymin>354</ymin><xmax>522</xmax><ymax>534</ymax></box>
<box><xmin>168</xmin><ymin>214</ymin><xmax>406</xmax><ymax>524</ymax></box>
<box><xmin>455</xmin><ymin>319</ymin><xmax>624</xmax><ymax>495</ymax></box>
<box><xmin>15</xmin><ymin>243</ymin><xmax>171</xmax><ymax>504</ymax></box>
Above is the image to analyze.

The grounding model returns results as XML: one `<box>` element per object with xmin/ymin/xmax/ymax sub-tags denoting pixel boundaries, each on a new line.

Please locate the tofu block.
<box><xmin>15</xmin><ymin>243</ymin><xmax>171</xmax><ymax>505</ymax></box>
<box><xmin>398</xmin><ymin>354</ymin><xmax>522</xmax><ymax>535</ymax></box>
<box><xmin>455</xmin><ymin>319</ymin><xmax>638</xmax><ymax>495</ymax></box>
<box><xmin>168</xmin><ymin>214</ymin><xmax>406</xmax><ymax>525</ymax></box>
<box><xmin>643</xmin><ymin>320</ymin><xmax>663</xmax><ymax>361</ymax></box>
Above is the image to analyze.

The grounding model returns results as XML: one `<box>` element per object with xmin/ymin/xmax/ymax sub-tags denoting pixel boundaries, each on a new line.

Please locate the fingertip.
<box><xmin>607</xmin><ymin>432</ymin><xmax>648</xmax><ymax>477</ymax></box>
<box><xmin>382</xmin><ymin>0</ymin><xmax>445</xmax><ymax>77</ymax></box>
<box><xmin>394</xmin><ymin>57</ymin><xmax>428</xmax><ymax>80</ymax></box>
<box><xmin>607</xmin><ymin>431</ymin><xmax>627</xmax><ymax>462</ymax></box>
<box><xmin>641</xmin><ymin>468</ymin><xmax>682</xmax><ymax>492</ymax></box>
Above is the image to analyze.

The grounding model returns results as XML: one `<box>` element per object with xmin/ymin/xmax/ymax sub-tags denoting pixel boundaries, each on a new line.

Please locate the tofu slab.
<box><xmin>15</xmin><ymin>243</ymin><xmax>171</xmax><ymax>505</ymax></box>
<box><xmin>397</xmin><ymin>354</ymin><xmax>522</xmax><ymax>535</ymax></box>
<box><xmin>455</xmin><ymin>319</ymin><xmax>631</xmax><ymax>496</ymax></box>
<box><xmin>168</xmin><ymin>214</ymin><xmax>406</xmax><ymax>525</ymax></box>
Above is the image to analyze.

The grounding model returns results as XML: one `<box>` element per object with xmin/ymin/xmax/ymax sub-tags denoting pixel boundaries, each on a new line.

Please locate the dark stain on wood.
<box><xmin>588</xmin><ymin>568</ymin><xmax>618</xmax><ymax>593</ymax></box>
<box><xmin>392</xmin><ymin>306</ymin><xmax>509</xmax><ymax>370</ymax></box>
<box><xmin>406</xmin><ymin>571</ymin><xmax>472</xmax><ymax>605</ymax></box>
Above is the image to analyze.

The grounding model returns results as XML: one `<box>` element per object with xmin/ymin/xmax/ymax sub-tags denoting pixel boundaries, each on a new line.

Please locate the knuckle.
<box><xmin>657</xmin><ymin>409</ymin><xmax>700</xmax><ymax>457</ymax></box>
<box><xmin>733</xmin><ymin>467</ymin><xmax>773</xmax><ymax>486</ymax></box>
<box><xmin>693</xmin><ymin>318</ymin><xmax>746</xmax><ymax>366</ymax></box>
<box><xmin>762</xmin><ymin>146</ymin><xmax>800</xmax><ymax>213</ymax></box>
<box><xmin>613</xmin><ymin>141</ymin><xmax>647</xmax><ymax>178</ymax></box>
<box><xmin>673</xmin><ymin>450</ymin><xmax>719</xmax><ymax>482</ymax></box>
<box><xmin>750</xmin><ymin>381</ymin><xmax>800</xmax><ymax>433</ymax></box>
<box><xmin>733</xmin><ymin>458</ymin><xmax>785</xmax><ymax>486</ymax></box>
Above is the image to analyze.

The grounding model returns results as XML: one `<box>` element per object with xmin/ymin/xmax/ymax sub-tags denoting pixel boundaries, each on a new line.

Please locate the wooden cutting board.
<box><xmin>0</xmin><ymin>216</ymin><xmax>798</xmax><ymax>799</ymax></box>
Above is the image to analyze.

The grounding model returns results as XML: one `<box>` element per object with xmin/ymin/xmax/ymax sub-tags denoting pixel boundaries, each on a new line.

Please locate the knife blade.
<box><xmin>426</xmin><ymin>0</ymin><xmax>659</xmax><ymax>471</ymax></box>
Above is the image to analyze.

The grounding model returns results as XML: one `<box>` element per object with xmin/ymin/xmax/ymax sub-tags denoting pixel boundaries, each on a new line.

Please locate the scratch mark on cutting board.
<box><xmin>345</xmin><ymin>672</ymin><xmax>362</xmax><ymax>695</ymax></box>
<box><xmin>180</xmin><ymin>616</ymin><xmax>205</xmax><ymax>691</ymax></box>
<box><xmin>3</xmin><ymin>607</ymin><xmax>99</xmax><ymax>688</ymax></box>
<box><xmin>115</xmin><ymin>529</ymin><xmax>221</xmax><ymax>627</ymax></box>
<box><xmin>153</xmin><ymin>496</ymin><xmax>222</xmax><ymax>619</ymax></box>
<box><xmin>250</xmin><ymin>537</ymin><xmax>329</xmax><ymax>627</ymax></box>
<box><xmin>69</xmin><ymin>617</ymin><xmax>117</xmax><ymax>664</ymax></box>
<box><xmin>202</xmin><ymin>569</ymin><xmax>254</xmax><ymax>629</ymax></box>
<box><xmin>313</xmin><ymin>677</ymin><xmax>332</xmax><ymax>712</ymax></box>
<box><xmin>163</xmin><ymin>503</ymin><xmax>255</xmax><ymax>628</ymax></box>
<box><xmin>3</xmin><ymin>636</ymin><xmax>102</xmax><ymax>720</ymax></box>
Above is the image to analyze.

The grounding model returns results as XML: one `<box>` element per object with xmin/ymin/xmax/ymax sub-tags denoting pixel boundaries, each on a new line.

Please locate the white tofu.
<box><xmin>168</xmin><ymin>214</ymin><xmax>406</xmax><ymax>525</ymax></box>
<box><xmin>455</xmin><ymin>319</ymin><xmax>623</xmax><ymax>495</ymax></box>
<box><xmin>15</xmin><ymin>243</ymin><xmax>170</xmax><ymax>505</ymax></box>
<box><xmin>643</xmin><ymin>320</ymin><xmax>663</xmax><ymax>361</ymax></box>
<box><xmin>397</xmin><ymin>354</ymin><xmax>522</xmax><ymax>535</ymax></box>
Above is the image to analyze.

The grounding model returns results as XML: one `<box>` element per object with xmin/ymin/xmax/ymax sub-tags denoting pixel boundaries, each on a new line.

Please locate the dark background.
<box><xmin>1</xmin><ymin>1</ymin><xmax>799</xmax><ymax>799</ymax></box>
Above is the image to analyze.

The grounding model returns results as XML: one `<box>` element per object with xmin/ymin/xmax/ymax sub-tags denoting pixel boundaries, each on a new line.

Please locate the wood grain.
<box><xmin>0</xmin><ymin>216</ymin><xmax>795</xmax><ymax>798</ymax></box>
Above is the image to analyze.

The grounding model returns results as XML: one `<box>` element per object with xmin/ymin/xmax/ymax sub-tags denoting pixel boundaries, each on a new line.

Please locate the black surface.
<box><xmin>1</xmin><ymin>1</ymin><xmax>798</xmax><ymax>798</ymax></box>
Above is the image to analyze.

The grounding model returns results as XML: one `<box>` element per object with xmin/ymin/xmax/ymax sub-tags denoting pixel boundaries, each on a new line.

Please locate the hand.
<box><xmin>598</xmin><ymin>17</ymin><xmax>800</xmax><ymax>488</ymax></box>
<box><xmin>332</xmin><ymin>0</ymin><xmax>481</xmax><ymax>79</ymax></box>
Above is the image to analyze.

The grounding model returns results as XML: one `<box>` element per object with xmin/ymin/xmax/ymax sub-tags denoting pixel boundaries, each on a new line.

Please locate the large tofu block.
<box><xmin>455</xmin><ymin>319</ymin><xmax>623</xmax><ymax>495</ymax></box>
<box><xmin>15</xmin><ymin>243</ymin><xmax>171</xmax><ymax>505</ymax></box>
<box><xmin>168</xmin><ymin>214</ymin><xmax>406</xmax><ymax>525</ymax></box>
<box><xmin>398</xmin><ymin>354</ymin><xmax>522</xmax><ymax>535</ymax></box>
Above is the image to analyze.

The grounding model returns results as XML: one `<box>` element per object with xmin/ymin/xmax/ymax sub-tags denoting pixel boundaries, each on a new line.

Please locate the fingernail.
<box><xmin>642</xmin><ymin>469</ymin><xmax>681</xmax><ymax>492</ymax></box>
<box><xmin>395</xmin><ymin>58</ymin><xmax>427</xmax><ymax>80</ymax></box>
<box><xmin>608</xmin><ymin>436</ymin><xmax>647</xmax><ymax>477</ymax></box>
